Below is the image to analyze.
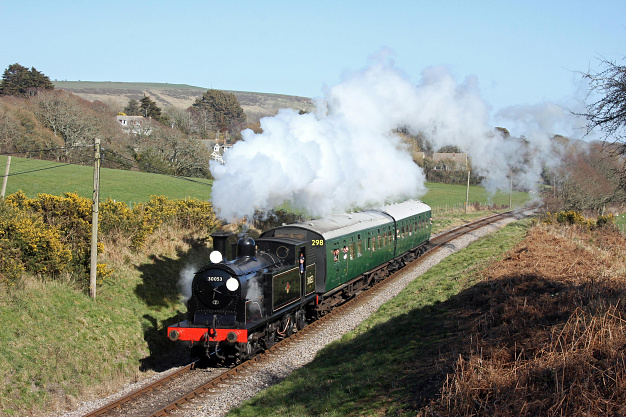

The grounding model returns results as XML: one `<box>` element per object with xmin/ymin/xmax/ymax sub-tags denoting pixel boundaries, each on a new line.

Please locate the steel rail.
<box><xmin>82</xmin><ymin>360</ymin><xmax>200</xmax><ymax>417</ymax></box>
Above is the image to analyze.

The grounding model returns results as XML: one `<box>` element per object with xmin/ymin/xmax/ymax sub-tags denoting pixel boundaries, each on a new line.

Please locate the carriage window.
<box><xmin>357</xmin><ymin>240</ymin><xmax>363</xmax><ymax>257</ymax></box>
<box><xmin>349</xmin><ymin>243</ymin><xmax>355</xmax><ymax>260</ymax></box>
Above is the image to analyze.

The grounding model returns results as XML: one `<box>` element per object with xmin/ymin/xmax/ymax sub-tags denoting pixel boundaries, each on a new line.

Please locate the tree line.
<box><xmin>0</xmin><ymin>63</ymin><xmax>251</xmax><ymax>179</ymax></box>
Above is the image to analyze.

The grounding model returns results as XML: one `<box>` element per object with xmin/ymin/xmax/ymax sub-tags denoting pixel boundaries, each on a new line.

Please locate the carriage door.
<box><xmin>330</xmin><ymin>241</ymin><xmax>339</xmax><ymax>288</ymax></box>
<box><xmin>298</xmin><ymin>246</ymin><xmax>306</xmax><ymax>301</ymax></box>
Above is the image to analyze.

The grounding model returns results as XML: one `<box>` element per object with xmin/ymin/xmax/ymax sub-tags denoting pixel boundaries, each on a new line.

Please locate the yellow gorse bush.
<box><xmin>100</xmin><ymin>195</ymin><xmax>220</xmax><ymax>249</ymax></box>
<box><xmin>543</xmin><ymin>210</ymin><xmax>615</xmax><ymax>229</ymax></box>
<box><xmin>0</xmin><ymin>201</ymin><xmax>72</xmax><ymax>282</ymax></box>
<box><xmin>1</xmin><ymin>192</ymin><xmax>221</xmax><ymax>287</ymax></box>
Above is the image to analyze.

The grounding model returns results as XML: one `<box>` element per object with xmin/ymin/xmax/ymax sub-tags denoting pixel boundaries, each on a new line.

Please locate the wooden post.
<box><xmin>1</xmin><ymin>156</ymin><xmax>11</xmax><ymax>198</ymax></box>
<box><xmin>465</xmin><ymin>170</ymin><xmax>470</xmax><ymax>214</ymax></box>
<box><xmin>89</xmin><ymin>139</ymin><xmax>101</xmax><ymax>299</ymax></box>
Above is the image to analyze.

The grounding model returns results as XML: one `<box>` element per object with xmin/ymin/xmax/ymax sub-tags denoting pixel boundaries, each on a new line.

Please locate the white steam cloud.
<box><xmin>178</xmin><ymin>263</ymin><xmax>197</xmax><ymax>302</ymax></box>
<box><xmin>210</xmin><ymin>52</ymin><xmax>585</xmax><ymax>222</ymax></box>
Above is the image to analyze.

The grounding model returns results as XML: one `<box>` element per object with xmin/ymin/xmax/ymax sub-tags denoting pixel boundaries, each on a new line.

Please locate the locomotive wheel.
<box><xmin>263</xmin><ymin>324</ymin><xmax>277</xmax><ymax>348</ymax></box>
<box><xmin>236</xmin><ymin>340</ymin><xmax>255</xmax><ymax>362</ymax></box>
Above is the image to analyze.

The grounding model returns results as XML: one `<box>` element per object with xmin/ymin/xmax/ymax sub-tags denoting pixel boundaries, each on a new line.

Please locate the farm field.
<box><xmin>0</xmin><ymin>156</ymin><xmax>213</xmax><ymax>204</ymax></box>
<box><xmin>0</xmin><ymin>156</ymin><xmax>529</xmax><ymax>209</ymax></box>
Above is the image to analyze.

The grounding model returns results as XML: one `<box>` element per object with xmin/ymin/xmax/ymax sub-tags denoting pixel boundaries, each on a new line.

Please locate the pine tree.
<box><xmin>123</xmin><ymin>98</ymin><xmax>141</xmax><ymax>116</ymax></box>
<box><xmin>139</xmin><ymin>95</ymin><xmax>162</xmax><ymax>119</ymax></box>
<box><xmin>0</xmin><ymin>63</ymin><xmax>54</xmax><ymax>97</ymax></box>
<box><xmin>191</xmin><ymin>89</ymin><xmax>246</xmax><ymax>133</ymax></box>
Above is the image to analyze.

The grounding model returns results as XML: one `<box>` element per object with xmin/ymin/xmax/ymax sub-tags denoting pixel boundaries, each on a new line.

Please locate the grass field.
<box><xmin>0</xmin><ymin>156</ymin><xmax>213</xmax><ymax>204</ymax></box>
<box><xmin>0</xmin><ymin>156</ymin><xmax>528</xmax><ymax>209</ymax></box>
<box><xmin>421</xmin><ymin>181</ymin><xmax>529</xmax><ymax>211</ymax></box>
<box><xmin>53</xmin><ymin>81</ymin><xmax>207</xmax><ymax>91</ymax></box>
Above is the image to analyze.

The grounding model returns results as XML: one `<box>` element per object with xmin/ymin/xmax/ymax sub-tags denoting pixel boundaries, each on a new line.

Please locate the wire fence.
<box><xmin>430</xmin><ymin>202</ymin><xmax>512</xmax><ymax>216</ymax></box>
<box><xmin>0</xmin><ymin>145</ymin><xmax>212</xmax><ymax>188</ymax></box>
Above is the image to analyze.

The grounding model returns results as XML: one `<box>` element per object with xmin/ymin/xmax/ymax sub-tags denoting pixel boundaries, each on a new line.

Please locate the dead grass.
<box><xmin>421</xmin><ymin>224</ymin><xmax>626</xmax><ymax>416</ymax></box>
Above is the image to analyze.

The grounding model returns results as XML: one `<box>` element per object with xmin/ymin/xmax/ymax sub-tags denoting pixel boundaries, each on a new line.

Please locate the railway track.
<box><xmin>82</xmin><ymin>209</ymin><xmax>527</xmax><ymax>417</ymax></box>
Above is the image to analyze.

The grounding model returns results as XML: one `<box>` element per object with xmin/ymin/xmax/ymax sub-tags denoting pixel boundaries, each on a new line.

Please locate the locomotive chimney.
<box><xmin>210</xmin><ymin>232</ymin><xmax>231</xmax><ymax>261</ymax></box>
<box><xmin>237</xmin><ymin>235</ymin><xmax>256</xmax><ymax>258</ymax></box>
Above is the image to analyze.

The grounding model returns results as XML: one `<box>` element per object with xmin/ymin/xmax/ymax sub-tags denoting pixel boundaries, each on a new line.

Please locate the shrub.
<box><xmin>1</xmin><ymin>192</ymin><xmax>221</xmax><ymax>288</ymax></box>
<box><xmin>596</xmin><ymin>214</ymin><xmax>615</xmax><ymax>228</ymax></box>
<box><xmin>101</xmin><ymin>195</ymin><xmax>220</xmax><ymax>250</ymax></box>
<box><xmin>542</xmin><ymin>211</ymin><xmax>610</xmax><ymax>229</ymax></box>
<box><xmin>0</xmin><ymin>201</ymin><xmax>72</xmax><ymax>281</ymax></box>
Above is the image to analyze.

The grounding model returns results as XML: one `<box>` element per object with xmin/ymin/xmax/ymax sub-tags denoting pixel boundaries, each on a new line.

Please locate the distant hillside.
<box><xmin>53</xmin><ymin>81</ymin><xmax>314</xmax><ymax>123</ymax></box>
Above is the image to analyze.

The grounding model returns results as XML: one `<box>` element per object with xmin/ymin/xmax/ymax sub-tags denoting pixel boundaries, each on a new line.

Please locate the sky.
<box><xmin>1</xmin><ymin>0</ymin><xmax>624</xmax><ymax>123</ymax></box>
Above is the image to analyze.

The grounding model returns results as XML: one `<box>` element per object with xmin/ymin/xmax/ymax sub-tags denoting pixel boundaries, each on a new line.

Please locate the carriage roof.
<box><xmin>265</xmin><ymin>200</ymin><xmax>431</xmax><ymax>241</ymax></box>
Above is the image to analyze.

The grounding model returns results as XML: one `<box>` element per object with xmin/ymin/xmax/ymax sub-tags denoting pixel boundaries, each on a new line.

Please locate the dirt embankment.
<box><xmin>422</xmin><ymin>224</ymin><xmax>626</xmax><ymax>416</ymax></box>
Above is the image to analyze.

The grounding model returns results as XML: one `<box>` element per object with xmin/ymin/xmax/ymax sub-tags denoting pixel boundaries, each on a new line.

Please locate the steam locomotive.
<box><xmin>167</xmin><ymin>200</ymin><xmax>431</xmax><ymax>363</ymax></box>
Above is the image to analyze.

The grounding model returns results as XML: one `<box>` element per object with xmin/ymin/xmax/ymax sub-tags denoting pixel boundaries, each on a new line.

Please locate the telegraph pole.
<box><xmin>1</xmin><ymin>156</ymin><xmax>11</xmax><ymax>198</ymax></box>
<box><xmin>89</xmin><ymin>138</ymin><xmax>101</xmax><ymax>299</ymax></box>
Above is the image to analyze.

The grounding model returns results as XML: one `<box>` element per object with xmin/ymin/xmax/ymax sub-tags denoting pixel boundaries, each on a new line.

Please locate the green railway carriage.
<box><xmin>259</xmin><ymin>200</ymin><xmax>431</xmax><ymax>298</ymax></box>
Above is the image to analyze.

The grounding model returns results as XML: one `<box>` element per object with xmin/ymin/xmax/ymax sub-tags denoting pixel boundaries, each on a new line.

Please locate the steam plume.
<box><xmin>210</xmin><ymin>53</ymin><xmax>583</xmax><ymax>222</ymax></box>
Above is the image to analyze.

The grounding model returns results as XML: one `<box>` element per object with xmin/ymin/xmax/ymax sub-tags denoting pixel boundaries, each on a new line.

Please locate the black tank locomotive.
<box><xmin>169</xmin><ymin>233</ymin><xmax>314</xmax><ymax>362</ymax></box>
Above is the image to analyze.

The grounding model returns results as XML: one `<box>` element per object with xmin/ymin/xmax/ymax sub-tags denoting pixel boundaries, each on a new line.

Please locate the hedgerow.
<box><xmin>100</xmin><ymin>195</ymin><xmax>220</xmax><ymax>250</ymax></box>
<box><xmin>1</xmin><ymin>192</ymin><xmax>221</xmax><ymax>288</ymax></box>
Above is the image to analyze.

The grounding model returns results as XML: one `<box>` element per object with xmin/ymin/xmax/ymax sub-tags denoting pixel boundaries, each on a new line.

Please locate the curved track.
<box><xmin>82</xmin><ymin>209</ymin><xmax>526</xmax><ymax>417</ymax></box>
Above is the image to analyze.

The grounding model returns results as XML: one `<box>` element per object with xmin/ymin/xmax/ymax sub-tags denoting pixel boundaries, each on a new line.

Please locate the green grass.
<box><xmin>228</xmin><ymin>219</ymin><xmax>532</xmax><ymax>416</ymax></box>
<box><xmin>616</xmin><ymin>213</ymin><xmax>626</xmax><ymax>234</ymax></box>
<box><xmin>0</xmin><ymin>226</ymin><xmax>207</xmax><ymax>415</ymax></box>
<box><xmin>0</xmin><ymin>156</ymin><xmax>212</xmax><ymax>205</ymax></box>
<box><xmin>0</xmin><ymin>281</ymin><xmax>150</xmax><ymax>413</ymax></box>
<box><xmin>421</xmin><ymin>181</ymin><xmax>530</xmax><ymax>209</ymax></box>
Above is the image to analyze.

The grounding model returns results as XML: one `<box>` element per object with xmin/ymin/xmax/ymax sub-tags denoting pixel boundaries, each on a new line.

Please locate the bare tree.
<box><xmin>33</xmin><ymin>90</ymin><xmax>100</xmax><ymax>162</ymax></box>
<box><xmin>553</xmin><ymin>142</ymin><xmax>625</xmax><ymax>212</ymax></box>
<box><xmin>581</xmin><ymin>57</ymin><xmax>626</xmax><ymax>144</ymax></box>
<box><xmin>164</xmin><ymin>106</ymin><xmax>192</xmax><ymax>134</ymax></box>
<box><xmin>189</xmin><ymin>106</ymin><xmax>214</xmax><ymax>139</ymax></box>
